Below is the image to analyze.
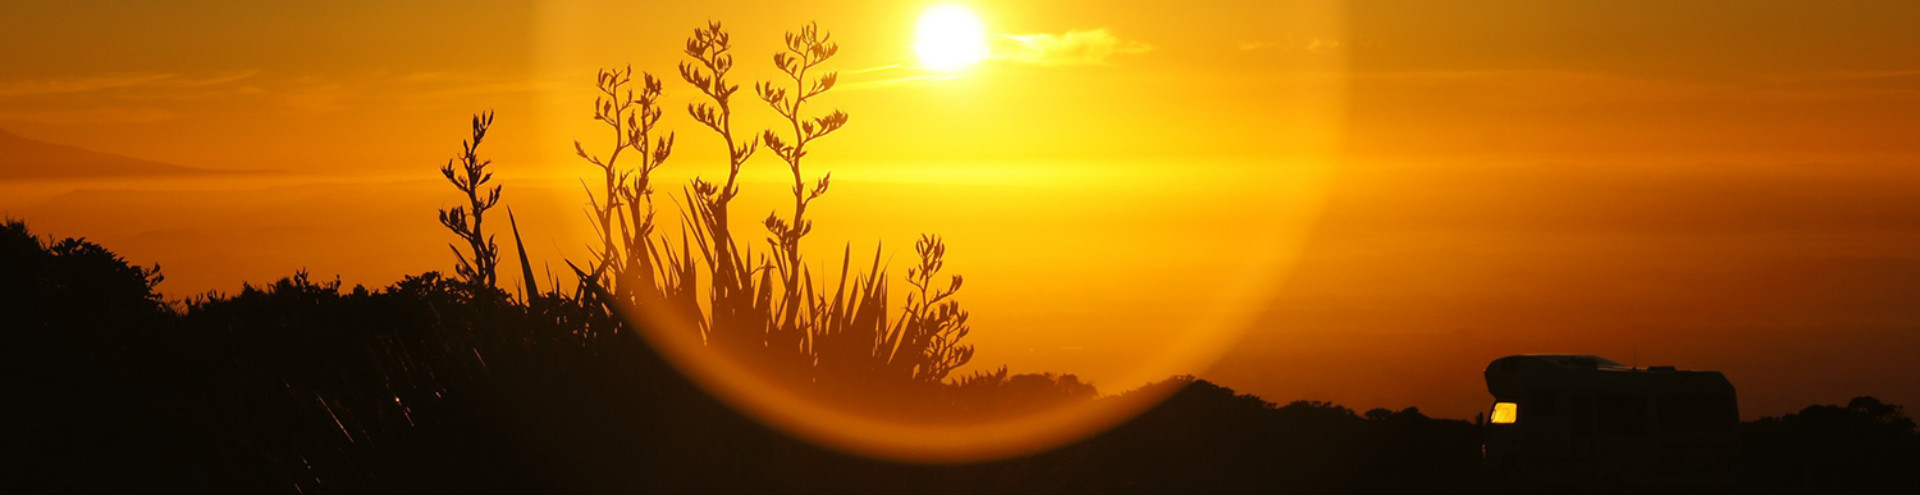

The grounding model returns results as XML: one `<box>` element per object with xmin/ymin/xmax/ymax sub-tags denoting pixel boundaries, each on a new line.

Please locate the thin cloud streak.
<box><xmin>995</xmin><ymin>29</ymin><xmax>1152</xmax><ymax>67</ymax></box>
<box><xmin>0</xmin><ymin>107</ymin><xmax>185</xmax><ymax>125</ymax></box>
<box><xmin>836</xmin><ymin>65</ymin><xmax>961</xmax><ymax>90</ymax></box>
<box><xmin>0</xmin><ymin>70</ymin><xmax>261</xmax><ymax>98</ymax></box>
<box><xmin>1238</xmin><ymin>35</ymin><xmax>1343</xmax><ymax>53</ymax></box>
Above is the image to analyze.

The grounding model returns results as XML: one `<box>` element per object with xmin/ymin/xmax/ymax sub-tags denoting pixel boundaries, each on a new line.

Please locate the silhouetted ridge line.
<box><xmin>0</xmin><ymin>127</ymin><xmax>220</xmax><ymax>179</ymax></box>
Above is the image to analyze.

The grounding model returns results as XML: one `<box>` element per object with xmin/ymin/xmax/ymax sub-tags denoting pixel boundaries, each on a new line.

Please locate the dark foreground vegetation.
<box><xmin>5</xmin><ymin>219</ymin><xmax>1919</xmax><ymax>494</ymax></box>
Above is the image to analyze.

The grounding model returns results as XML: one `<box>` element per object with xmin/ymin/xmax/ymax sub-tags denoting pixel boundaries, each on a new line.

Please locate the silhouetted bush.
<box><xmin>1744</xmin><ymin>396</ymin><xmax>1920</xmax><ymax>493</ymax></box>
<box><xmin>6</xmin><ymin>221</ymin><xmax>1499</xmax><ymax>493</ymax></box>
<box><xmin>9</xmin><ymin>234</ymin><xmax>1916</xmax><ymax>493</ymax></box>
<box><xmin>2</xmin><ymin>220</ymin><xmax>170</xmax><ymax>491</ymax></box>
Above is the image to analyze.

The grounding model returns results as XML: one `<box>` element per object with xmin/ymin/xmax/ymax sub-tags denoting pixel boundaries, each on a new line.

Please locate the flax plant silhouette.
<box><xmin>757</xmin><ymin>22</ymin><xmax>846</xmax><ymax>341</ymax></box>
<box><xmin>680</xmin><ymin>22</ymin><xmax>975</xmax><ymax>387</ymax></box>
<box><xmin>438</xmin><ymin>111</ymin><xmax>502</xmax><ymax>292</ymax></box>
<box><xmin>678</xmin><ymin>21</ymin><xmax>771</xmax><ymax>360</ymax></box>
<box><xmin>572</xmin><ymin>66</ymin><xmax>677</xmax><ymax>307</ymax></box>
<box><xmin>892</xmin><ymin>235</ymin><xmax>971</xmax><ymax>382</ymax></box>
<box><xmin>548</xmin><ymin>22</ymin><xmax>976</xmax><ymax>391</ymax></box>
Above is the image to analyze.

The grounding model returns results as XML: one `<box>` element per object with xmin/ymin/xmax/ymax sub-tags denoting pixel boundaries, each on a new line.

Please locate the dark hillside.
<box><xmin>0</xmin><ymin>128</ymin><xmax>210</xmax><ymax>179</ymax></box>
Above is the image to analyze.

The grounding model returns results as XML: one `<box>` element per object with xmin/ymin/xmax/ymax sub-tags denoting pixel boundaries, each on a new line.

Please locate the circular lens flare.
<box><xmin>914</xmin><ymin>5</ymin><xmax>989</xmax><ymax>72</ymax></box>
<box><xmin>530</xmin><ymin>0</ymin><xmax>1349</xmax><ymax>465</ymax></box>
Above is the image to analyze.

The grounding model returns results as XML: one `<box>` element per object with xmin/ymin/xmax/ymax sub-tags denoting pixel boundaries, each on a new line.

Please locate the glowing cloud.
<box><xmin>998</xmin><ymin>29</ymin><xmax>1152</xmax><ymax>66</ymax></box>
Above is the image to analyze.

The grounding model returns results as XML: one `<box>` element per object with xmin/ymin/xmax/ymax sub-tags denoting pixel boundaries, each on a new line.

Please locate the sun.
<box><xmin>914</xmin><ymin>5</ymin><xmax>989</xmax><ymax>72</ymax></box>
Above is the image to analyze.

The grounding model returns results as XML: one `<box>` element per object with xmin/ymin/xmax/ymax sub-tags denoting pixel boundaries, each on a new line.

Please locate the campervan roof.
<box><xmin>1484</xmin><ymin>354</ymin><xmax>1732</xmax><ymax>398</ymax></box>
<box><xmin>1495</xmin><ymin>355</ymin><xmax>1628</xmax><ymax>371</ymax></box>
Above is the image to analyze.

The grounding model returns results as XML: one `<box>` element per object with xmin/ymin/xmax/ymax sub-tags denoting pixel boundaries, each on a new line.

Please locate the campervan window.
<box><xmin>1656</xmin><ymin>393</ymin><xmax>1737</xmax><ymax>432</ymax></box>
<box><xmin>1595</xmin><ymin>394</ymin><xmax>1649</xmax><ymax>435</ymax></box>
<box><xmin>1491</xmin><ymin>402</ymin><xmax>1517</xmax><ymax>424</ymax></box>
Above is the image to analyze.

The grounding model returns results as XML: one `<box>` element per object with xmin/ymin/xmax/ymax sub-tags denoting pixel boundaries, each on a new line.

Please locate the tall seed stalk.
<box><xmin>757</xmin><ymin>22</ymin><xmax>848</xmax><ymax>341</ymax></box>
<box><xmin>892</xmin><ymin>235</ymin><xmax>971</xmax><ymax>382</ymax></box>
<box><xmin>574</xmin><ymin>66</ymin><xmax>674</xmax><ymax>300</ymax></box>
<box><xmin>438</xmin><ymin>111</ymin><xmax>502</xmax><ymax>292</ymax></box>
<box><xmin>679</xmin><ymin>21</ymin><xmax>767</xmax><ymax>351</ymax></box>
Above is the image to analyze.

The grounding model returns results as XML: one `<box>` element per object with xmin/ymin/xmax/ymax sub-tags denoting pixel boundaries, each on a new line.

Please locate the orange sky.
<box><xmin>5</xmin><ymin>0</ymin><xmax>1920</xmax><ymax>420</ymax></box>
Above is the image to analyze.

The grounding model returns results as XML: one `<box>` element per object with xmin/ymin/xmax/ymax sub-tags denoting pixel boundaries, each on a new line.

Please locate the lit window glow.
<box><xmin>1491</xmin><ymin>402</ymin><xmax>1518</xmax><ymax>424</ymax></box>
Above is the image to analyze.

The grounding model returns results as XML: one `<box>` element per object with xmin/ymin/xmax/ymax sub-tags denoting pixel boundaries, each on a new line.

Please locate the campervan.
<box><xmin>1482</xmin><ymin>355</ymin><xmax>1739</xmax><ymax>490</ymax></box>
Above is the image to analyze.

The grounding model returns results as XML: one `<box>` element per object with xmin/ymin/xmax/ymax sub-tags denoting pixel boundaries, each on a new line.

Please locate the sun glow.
<box><xmin>914</xmin><ymin>5</ymin><xmax>989</xmax><ymax>72</ymax></box>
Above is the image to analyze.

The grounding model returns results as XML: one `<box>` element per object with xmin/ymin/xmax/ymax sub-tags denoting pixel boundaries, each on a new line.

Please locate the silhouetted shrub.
<box><xmin>4</xmin><ymin>224</ymin><xmax>1502</xmax><ymax>494</ymax></box>
<box><xmin>22</xmin><ymin>232</ymin><xmax>1911</xmax><ymax>494</ymax></box>
<box><xmin>1744</xmin><ymin>396</ymin><xmax>1920</xmax><ymax>493</ymax></box>
<box><xmin>1</xmin><ymin>220</ymin><xmax>170</xmax><ymax>492</ymax></box>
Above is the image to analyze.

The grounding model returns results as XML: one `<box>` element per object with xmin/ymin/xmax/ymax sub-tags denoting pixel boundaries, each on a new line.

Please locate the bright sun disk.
<box><xmin>914</xmin><ymin>5</ymin><xmax>989</xmax><ymax>72</ymax></box>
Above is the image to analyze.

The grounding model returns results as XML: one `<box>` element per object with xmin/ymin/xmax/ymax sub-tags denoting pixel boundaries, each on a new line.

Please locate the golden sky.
<box><xmin>5</xmin><ymin>0</ymin><xmax>1920</xmax><ymax>420</ymax></box>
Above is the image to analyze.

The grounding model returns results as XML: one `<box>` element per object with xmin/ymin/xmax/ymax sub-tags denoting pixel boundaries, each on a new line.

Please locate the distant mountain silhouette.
<box><xmin>0</xmin><ymin>128</ymin><xmax>210</xmax><ymax>179</ymax></box>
